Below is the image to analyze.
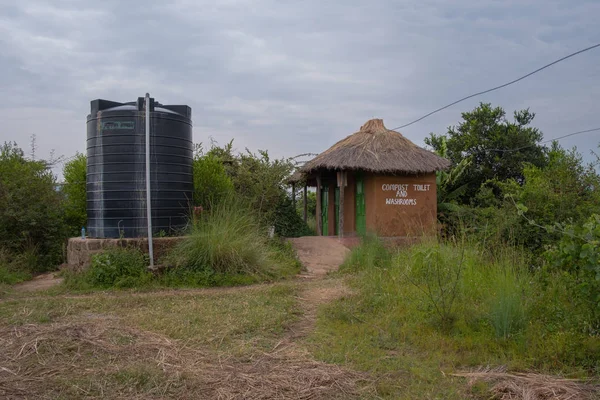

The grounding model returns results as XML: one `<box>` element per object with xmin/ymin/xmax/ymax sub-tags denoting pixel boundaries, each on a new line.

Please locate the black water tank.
<box><xmin>86</xmin><ymin>97</ymin><xmax>193</xmax><ymax>238</ymax></box>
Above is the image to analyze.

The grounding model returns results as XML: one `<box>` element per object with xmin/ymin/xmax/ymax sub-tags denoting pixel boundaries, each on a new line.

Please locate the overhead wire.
<box><xmin>487</xmin><ymin>127</ymin><xmax>600</xmax><ymax>153</ymax></box>
<box><xmin>390</xmin><ymin>43</ymin><xmax>600</xmax><ymax>131</ymax></box>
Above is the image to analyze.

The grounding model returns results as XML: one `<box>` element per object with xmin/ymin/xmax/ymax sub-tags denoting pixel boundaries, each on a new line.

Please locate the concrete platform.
<box><xmin>66</xmin><ymin>237</ymin><xmax>184</xmax><ymax>270</ymax></box>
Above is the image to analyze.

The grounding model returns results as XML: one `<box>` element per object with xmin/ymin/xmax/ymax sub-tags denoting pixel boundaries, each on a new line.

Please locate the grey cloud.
<box><xmin>0</xmin><ymin>0</ymin><xmax>599</xmax><ymax>175</ymax></box>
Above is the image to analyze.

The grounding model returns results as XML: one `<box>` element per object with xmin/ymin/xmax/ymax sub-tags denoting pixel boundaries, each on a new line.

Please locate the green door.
<box><xmin>334</xmin><ymin>187</ymin><xmax>340</xmax><ymax>235</ymax></box>
<box><xmin>355</xmin><ymin>176</ymin><xmax>366</xmax><ymax>234</ymax></box>
<box><xmin>321</xmin><ymin>185</ymin><xmax>329</xmax><ymax>236</ymax></box>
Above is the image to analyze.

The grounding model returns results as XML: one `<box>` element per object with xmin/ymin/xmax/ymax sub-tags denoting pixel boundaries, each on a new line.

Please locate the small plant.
<box><xmin>488</xmin><ymin>265</ymin><xmax>526</xmax><ymax>339</ymax></box>
<box><xmin>84</xmin><ymin>247</ymin><xmax>152</xmax><ymax>288</ymax></box>
<box><xmin>400</xmin><ymin>241</ymin><xmax>465</xmax><ymax>331</ymax></box>
<box><xmin>340</xmin><ymin>234</ymin><xmax>391</xmax><ymax>272</ymax></box>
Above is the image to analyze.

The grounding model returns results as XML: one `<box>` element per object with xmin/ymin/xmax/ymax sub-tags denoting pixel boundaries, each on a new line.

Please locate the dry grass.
<box><xmin>454</xmin><ymin>367</ymin><xmax>600</xmax><ymax>400</ymax></box>
<box><xmin>301</xmin><ymin>119</ymin><xmax>450</xmax><ymax>175</ymax></box>
<box><xmin>0</xmin><ymin>279</ymin><xmax>374</xmax><ymax>399</ymax></box>
<box><xmin>0</xmin><ymin>315</ymin><xmax>373</xmax><ymax>399</ymax></box>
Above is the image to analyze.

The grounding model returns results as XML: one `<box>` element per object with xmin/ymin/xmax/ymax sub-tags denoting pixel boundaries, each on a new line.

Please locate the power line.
<box><xmin>391</xmin><ymin>43</ymin><xmax>600</xmax><ymax>131</ymax></box>
<box><xmin>483</xmin><ymin>127</ymin><xmax>600</xmax><ymax>153</ymax></box>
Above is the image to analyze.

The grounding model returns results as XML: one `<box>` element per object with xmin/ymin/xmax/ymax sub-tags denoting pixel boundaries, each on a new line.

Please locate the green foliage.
<box><xmin>272</xmin><ymin>195</ymin><xmax>313</xmax><ymax>237</ymax></box>
<box><xmin>503</xmin><ymin>144</ymin><xmax>600</xmax><ymax>252</ymax></box>
<box><xmin>0</xmin><ymin>249</ymin><xmax>32</xmax><ymax>284</ymax></box>
<box><xmin>82</xmin><ymin>248</ymin><xmax>152</xmax><ymax>288</ymax></box>
<box><xmin>0</xmin><ymin>142</ymin><xmax>67</xmax><ymax>272</ymax></box>
<box><xmin>61</xmin><ymin>153</ymin><xmax>87</xmax><ymax>234</ymax></box>
<box><xmin>402</xmin><ymin>240</ymin><xmax>465</xmax><ymax>330</ymax></box>
<box><xmin>297</xmin><ymin>191</ymin><xmax>316</xmax><ymax>217</ymax></box>
<box><xmin>312</xmin><ymin>237</ymin><xmax>599</xmax><ymax>396</ymax></box>
<box><xmin>164</xmin><ymin>198</ymin><xmax>300</xmax><ymax>280</ymax></box>
<box><xmin>192</xmin><ymin>145</ymin><xmax>234</xmax><ymax>208</ymax></box>
<box><xmin>545</xmin><ymin>214</ymin><xmax>600</xmax><ymax>333</ymax></box>
<box><xmin>195</xmin><ymin>140</ymin><xmax>310</xmax><ymax>236</ymax></box>
<box><xmin>486</xmin><ymin>257</ymin><xmax>527</xmax><ymax>339</ymax></box>
<box><xmin>425</xmin><ymin>103</ymin><xmax>546</xmax><ymax>204</ymax></box>
<box><xmin>340</xmin><ymin>234</ymin><xmax>392</xmax><ymax>273</ymax></box>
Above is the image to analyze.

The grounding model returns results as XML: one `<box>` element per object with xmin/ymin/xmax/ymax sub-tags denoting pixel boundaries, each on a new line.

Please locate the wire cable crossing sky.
<box><xmin>391</xmin><ymin>43</ymin><xmax>600</xmax><ymax>131</ymax></box>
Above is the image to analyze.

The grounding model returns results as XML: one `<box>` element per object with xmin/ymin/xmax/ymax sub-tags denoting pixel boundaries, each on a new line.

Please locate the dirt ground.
<box><xmin>287</xmin><ymin>236</ymin><xmax>350</xmax><ymax>277</ymax></box>
<box><xmin>13</xmin><ymin>272</ymin><xmax>63</xmax><ymax>292</ymax></box>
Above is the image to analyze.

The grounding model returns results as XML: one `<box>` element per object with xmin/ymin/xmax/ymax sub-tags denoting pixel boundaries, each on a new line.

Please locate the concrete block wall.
<box><xmin>66</xmin><ymin>237</ymin><xmax>184</xmax><ymax>270</ymax></box>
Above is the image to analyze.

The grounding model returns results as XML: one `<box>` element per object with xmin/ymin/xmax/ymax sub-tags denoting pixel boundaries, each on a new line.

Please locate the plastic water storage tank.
<box><xmin>86</xmin><ymin>97</ymin><xmax>193</xmax><ymax>238</ymax></box>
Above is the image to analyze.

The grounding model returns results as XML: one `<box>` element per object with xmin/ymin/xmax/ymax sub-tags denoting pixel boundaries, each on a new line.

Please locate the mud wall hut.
<box><xmin>296</xmin><ymin>119</ymin><xmax>450</xmax><ymax>238</ymax></box>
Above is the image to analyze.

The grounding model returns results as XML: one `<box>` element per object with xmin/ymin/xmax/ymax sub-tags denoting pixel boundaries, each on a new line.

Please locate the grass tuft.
<box><xmin>164</xmin><ymin>199</ymin><xmax>300</xmax><ymax>280</ymax></box>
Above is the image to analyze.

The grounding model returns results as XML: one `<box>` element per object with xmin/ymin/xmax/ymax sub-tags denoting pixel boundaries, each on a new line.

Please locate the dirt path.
<box><xmin>288</xmin><ymin>236</ymin><xmax>350</xmax><ymax>278</ymax></box>
<box><xmin>282</xmin><ymin>237</ymin><xmax>351</xmax><ymax>343</ymax></box>
<box><xmin>12</xmin><ymin>272</ymin><xmax>63</xmax><ymax>292</ymax></box>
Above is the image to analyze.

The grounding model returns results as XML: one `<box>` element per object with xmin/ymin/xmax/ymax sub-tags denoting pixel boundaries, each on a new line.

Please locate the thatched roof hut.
<box><xmin>301</xmin><ymin>119</ymin><xmax>450</xmax><ymax>175</ymax></box>
<box><xmin>294</xmin><ymin>118</ymin><xmax>450</xmax><ymax>240</ymax></box>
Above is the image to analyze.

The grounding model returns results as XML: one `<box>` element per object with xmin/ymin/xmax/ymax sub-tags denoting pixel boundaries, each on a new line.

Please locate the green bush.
<box><xmin>0</xmin><ymin>142</ymin><xmax>67</xmax><ymax>271</ymax></box>
<box><xmin>0</xmin><ymin>249</ymin><xmax>32</xmax><ymax>284</ymax></box>
<box><xmin>165</xmin><ymin>199</ymin><xmax>300</xmax><ymax>280</ymax></box>
<box><xmin>83</xmin><ymin>248</ymin><xmax>152</xmax><ymax>288</ymax></box>
<box><xmin>202</xmin><ymin>142</ymin><xmax>303</xmax><ymax>229</ymax></box>
<box><xmin>192</xmin><ymin>150</ymin><xmax>234</xmax><ymax>209</ymax></box>
<box><xmin>544</xmin><ymin>214</ymin><xmax>600</xmax><ymax>333</ymax></box>
<box><xmin>272</xmin><ymin>195</ymin><xmax>312</xmax><ymax>237</ymax></box>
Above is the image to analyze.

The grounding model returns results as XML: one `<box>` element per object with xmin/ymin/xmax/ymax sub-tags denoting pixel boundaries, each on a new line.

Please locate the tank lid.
<box><xmin>89</xmin><ymin>97</ymin><xmax>192</xmax><ymax>119</ymax></box>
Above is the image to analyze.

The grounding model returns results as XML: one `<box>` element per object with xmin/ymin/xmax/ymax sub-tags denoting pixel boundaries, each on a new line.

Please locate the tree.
<box><xmin>0</xmin><ymin>142</ymin><xmax>66</xmax><ymax>271</ymax></box>
<box><xmin>425</xmin><ymin>103</ymin><xmax>546</xmax><ymax>204</ymax></box>
<box><xmin>62</xmin><ymin>153</ymin><xmax>87</xmax><ymax>235</ymax></box>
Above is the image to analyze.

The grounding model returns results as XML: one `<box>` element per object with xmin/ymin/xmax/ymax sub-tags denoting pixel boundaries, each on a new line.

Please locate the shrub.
<box><xmin>544</xmin><ymin>214</ymin><xmax>600</xmax><ymax>333</ymax></box>
<box><xmin>0</xmin><ymin>142</ymin><xmax>67</xmax><ymax>271</ymax></box>
<box><xmin>272</xmin><ymin>195</ymin><xmax>313</xmax><ymax>238</ymax></box>
<box><xmin>0</xmin><ymin>249</ymin><xmax>32</xmax><ymax>285</ymax></box>
<box><xmin>192</xmin><ymin>150</ymin><xmax>234</xmax><ymax>209</ymax></box>
<box><xmin>84</xmin><ymin>248</ymin><xmax>152</xmax><ymax>288</ymax></box>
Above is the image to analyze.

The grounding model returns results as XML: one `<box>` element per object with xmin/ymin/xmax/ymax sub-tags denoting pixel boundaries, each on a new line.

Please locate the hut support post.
<box><xmin>316</xmin><ymin>175</ymin><xmax>322</xmax><ymax>236</ymax></box>
<box><xmin>291</xmin><ymin>183</ymin><xmax>296</xmax><ymax>210</ymax></box>
<box><xmin>338</xmin><ymin>171</ymin><xmax>344</xmax><ymax>238</ymax></box>
<box><xmin>303</xmin><ymin>185</ymin><xmax>308</xmax><ymax>223</ymax></box>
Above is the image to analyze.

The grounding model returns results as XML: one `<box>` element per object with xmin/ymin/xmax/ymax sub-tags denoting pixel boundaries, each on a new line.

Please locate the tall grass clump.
<box><xmin>340</xmin><ymin>233</ymin><xmax>392</xmax><ymax>273</ymax></box>
<box><xmin>400</xmin><ymin>239</ymin><xmax>466</xmax><ymax>331</ymax></box>
<box><xmin>487</xmin><ymin>261</ymin><xmax>526</xmax><ymax>339</ymax></box>
<box><xmin>165</xmin><ymin>199</ymin><xmax>300</xmax><ymax>281</ymax></box>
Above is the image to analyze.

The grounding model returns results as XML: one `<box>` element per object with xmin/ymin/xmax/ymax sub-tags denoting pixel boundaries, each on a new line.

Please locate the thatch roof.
<box><xmin>285</xmin><ymin>170</ymin><xmax>305</xmax><ymax>184</ymax></box>
<box><xmin>300</xmin><ymin>119</ymin><xmax>451</xmax><ymax>174</ymax></box>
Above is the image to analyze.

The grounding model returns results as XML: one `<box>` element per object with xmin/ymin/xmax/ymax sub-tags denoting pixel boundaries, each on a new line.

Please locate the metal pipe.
<box><xmin>145</xmin><ymin>93</ymin><xmax>154</xmax><ymax>267</ymax></box>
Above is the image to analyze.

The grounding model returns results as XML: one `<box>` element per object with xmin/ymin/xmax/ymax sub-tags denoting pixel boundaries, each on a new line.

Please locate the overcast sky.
<box><xmin>1</xmin><ymin>0</ymin><xmax>599</xmax><ymax>177</ymax></box>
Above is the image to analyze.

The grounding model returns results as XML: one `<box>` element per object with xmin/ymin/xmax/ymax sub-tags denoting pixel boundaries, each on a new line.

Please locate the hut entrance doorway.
<box><xmin>321</xmin><ymin>185</ymin><xmax>329</xmax><ymax>235</ymax></box>
<box><xmin>355</xmin><ymin>176</ymin><xmax>366</xmax><ymax>234</ymax></box>
<box><xmin>334</xmin><ymin>187</ymin><xmax>340</xmax><ymax>235</ymax></box>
